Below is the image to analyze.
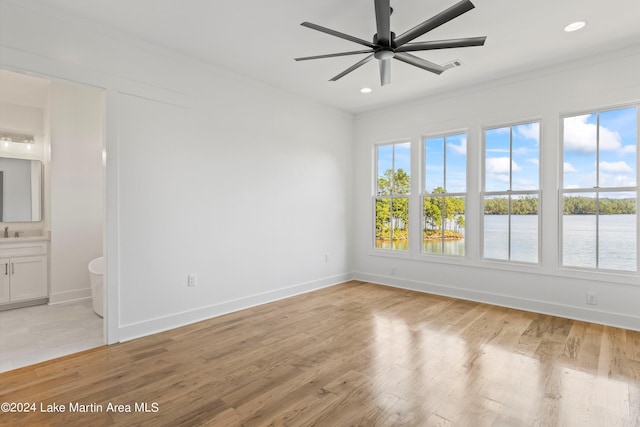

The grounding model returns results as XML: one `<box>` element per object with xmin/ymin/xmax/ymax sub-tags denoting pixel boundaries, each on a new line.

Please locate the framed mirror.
<box><xmin>0</xmin><ymin>157</ymin><xmax>43</xmax><ymax>222</ymax></box>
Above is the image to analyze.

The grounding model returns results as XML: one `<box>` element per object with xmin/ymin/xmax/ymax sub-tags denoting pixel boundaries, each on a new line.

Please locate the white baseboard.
<box><xmin>48</xmin><ymin>288</ymin><xmax>91</xmax><ymax>305</ymax></box>
<box><xmin>354</xmin><ymin>272</ymin><xmax>640</xmax><ymax>332</ymax></box>
<box><xmin>118</xmin><ymin>273</ymin><xmax>354</xmax><ymax>342</ymax></box>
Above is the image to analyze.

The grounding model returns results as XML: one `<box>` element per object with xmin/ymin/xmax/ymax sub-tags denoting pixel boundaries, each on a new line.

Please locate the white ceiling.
<box><xmin>29</xmin><ymin>0</ymin><xmax>640</xmax><ymax>113</ymax></box>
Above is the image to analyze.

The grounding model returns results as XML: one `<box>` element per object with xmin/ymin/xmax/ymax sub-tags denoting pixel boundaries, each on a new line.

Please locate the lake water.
<box><xmin>483</xmin><ymin>215</ymin><xmax>539</xmax><ymax>263</ymax></box>
<box><xmin>563</xmin><ymin>214</ymin><xmax>636</xmax><ymax>271</ymax></box>
<box><xmin>484</xmin><ymin>214</ymin><xmax>637</xmax><ymax>270</ymax></box>
<box><xmin>423</xmin><ymin>236</ymin><xmax>465</xmax><ymax>256</ymax></box>
<box><xmin>380</xmin><ymin>214</ymin><xmax>637</xmax><ymax>271</ymax></box>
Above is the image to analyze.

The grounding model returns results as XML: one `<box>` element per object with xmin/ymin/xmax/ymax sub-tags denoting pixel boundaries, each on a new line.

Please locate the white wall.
<box><xmin>353</xmin><ymin>47</ymin><xmax>640</xmax><ymax>331</ymax></box>
<box><xmin>0</xmin><ymin>0</ymin><xmax>353</xmax><ymax>341</ymax></box>
<box><xmin>48</xmin><ymin>81</ymin><xmax>104</xmax><ymax>304</ymax></box>
<box><xmin>0</xmin><ymin>102</ymin><xmax>43</xmax><ymax>136</ymax></box>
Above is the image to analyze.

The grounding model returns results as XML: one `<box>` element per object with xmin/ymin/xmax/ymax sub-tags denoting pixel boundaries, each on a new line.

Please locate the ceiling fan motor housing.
<box><xmin>372</xmin><ymin>32</ymin><xmax>396</xmax><ymax>48</ymax></box>
<box><xmin>373</xmin><ymin>31</ymin><xmax>396</xmax><ymax>60</ymax></box>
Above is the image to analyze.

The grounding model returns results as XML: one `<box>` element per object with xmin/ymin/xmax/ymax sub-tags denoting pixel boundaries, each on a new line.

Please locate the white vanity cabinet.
<box><xmin>0</xmin><ymin>239</ymin><xmax>48</xmax><ymax>305</ymax></box>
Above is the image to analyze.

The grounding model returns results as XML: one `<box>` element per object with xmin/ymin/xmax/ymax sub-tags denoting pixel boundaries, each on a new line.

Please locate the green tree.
<box><xmin>444</xmin><ymin>195</ymin><xmax>465</xmax><ymax>229</ymax></box>
<box><xmin>484</xmin><ymin>197</ymin><xmax>508</xmax><ymax>214</ymax></box>
<box><xmin>394</xmin><ymin>168</ymin><xmax>410</xmax><ymax>195</ymax></box>
<box><xmin>423</xmin><ymin>196</ymin><xmax>442</xmax><ymax>230</ymax></box>
<box><xmin>376</xmin><ymin>168</ymin><xmax>411</xmax><ymax>243</ymax></box>
<box><xmin>423</xmin><ymin>189</ymin><xmax>465</xmax><ymax>239</ymax></box>
<box><xmin>375</xmin><ymin>198</ymin><xmax>391</xmax><ymax>240</ymax></box>
<box><xmin>378</xmin><ymin>168</ymin><xmax>410</xmax><ymax>196</ymax></box>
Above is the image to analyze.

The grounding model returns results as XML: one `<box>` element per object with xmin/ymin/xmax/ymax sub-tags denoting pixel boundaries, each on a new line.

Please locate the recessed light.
<box><xmin>564</xmin><ymin>21</ymin><xmax>586</xmax><ymax>32</ymax></box>
<box><xmin>360</xmin><ymin>87</ymin><xmax>372</xmax><ymax>94</ymax></box>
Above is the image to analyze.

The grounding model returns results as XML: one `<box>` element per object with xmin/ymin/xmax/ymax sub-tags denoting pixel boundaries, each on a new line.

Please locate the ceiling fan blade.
<box><xmin>394</xmin><ymin>52</ymin><xmax>446</xmax><ymax>75</ymax></box>
<box><xmin>374</xmin><ymin>0</ymin><xmax>391</xmax><ymax>46</ymax></box>
<box><xmin>394</xmin><ymin>0</ymin><xmax>475</xmax><ymax>47</ymax></box>
<box><xmin>379</xmin><ymin>58</ymin><xmax>391</xmax><ymax>86</ymax></box>
<box><xmin>301</xmin><ymin>22</ymin><xmax>376</xmax><ymax>48</ymax></box>
<box><xmin>395</xmin><ymin>36</ymin><xmax>486</xmax><ymax>53</ymax></box>
<box><xmin>295</xmin><ymin>49</ymin><xmax>374</xmax><ymax>61</ymax></box>
<box><xmin>330</xmin><ymin>54</ymin><xmax>375</xmax><ymax>81</ymax></box>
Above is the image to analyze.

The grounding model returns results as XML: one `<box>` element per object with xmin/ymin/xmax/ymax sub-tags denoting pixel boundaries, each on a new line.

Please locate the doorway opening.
<box><xmin>0</xmin><ymin>68</ymin><xmax>106</xmax><ymax>372</ymax></box>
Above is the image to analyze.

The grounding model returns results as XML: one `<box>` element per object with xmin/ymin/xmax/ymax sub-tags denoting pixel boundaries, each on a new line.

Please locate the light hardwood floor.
<box><xmin>1</xmin><ymin>281</ymin><xmax>639</xmax><ymax>426</ymax></box>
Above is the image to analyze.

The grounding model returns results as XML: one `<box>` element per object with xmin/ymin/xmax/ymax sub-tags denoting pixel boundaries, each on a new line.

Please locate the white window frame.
<box><xmin>373</xmin><ymin>141</ymin><xmax>411</xmax><ymax>252</ymax></box>
<box><xmin>421</xmin><ymin>132</ymin><xmax>467</xmax><ymax>257</ymax></box>
<box><xmin>481</xmin><ymin>119</ymin><xmax>542</xmax><ymax>264</ymax></box>
<box><xmin>559</xmin><ymin>104</ymin><xmax>639</xmax><ymax>272</ymax></box>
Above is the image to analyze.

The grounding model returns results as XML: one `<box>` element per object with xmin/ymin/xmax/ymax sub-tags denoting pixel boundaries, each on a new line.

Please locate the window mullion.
<box><xmin>509</xmin><ymin>127</ymin><xmax>513</xmax><ymax>261</ymax></box>
<box><xmin>442</xmin><ymin>137</ymin><xmax>447</xmax><ymax>254</ymax></box>
<box><xmin>443</xmin><ymin>136</ymin><xmax>448</xmax><ymax>191</ymax></box>
<box><xmin>440</xmin><ymin>196</ymin><xmax>445</xmax><ymax>253</ymax></box>
<box><xmin>508</xmin><ymin>195</ymin><xmax>512</xmax><ymax>260</ymax></box>
<box><xmin>391</xmin><ymin>144</ymin><xmax>396</xmax><ymax>194</ymax></box>
<box><xmin>595</xmin><ymin>192</ymin><xmax>600</xmax><ymax>268</ymax></box>
<box><xmin>595</xmin><ymin>113</ymin><xmax>600</xmax><ymax>268</ymax></box>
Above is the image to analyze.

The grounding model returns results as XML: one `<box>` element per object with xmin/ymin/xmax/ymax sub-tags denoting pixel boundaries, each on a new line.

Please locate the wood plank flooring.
<box><xmin>1</xmin><ymin>281</ymin><xmax>639</xmax><ymax>426</ymax></box>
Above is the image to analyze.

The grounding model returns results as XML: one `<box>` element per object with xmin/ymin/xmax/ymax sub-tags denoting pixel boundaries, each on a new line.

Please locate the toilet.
<box><xmin>88</xmin><ymin>257</ymin><xmax>104</xmax><ymax>317</ymax></box>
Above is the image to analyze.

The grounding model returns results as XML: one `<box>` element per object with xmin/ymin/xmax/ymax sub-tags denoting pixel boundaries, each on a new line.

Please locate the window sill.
<box><xmin>367</xmin><ymin>249</ymin><xmax>639</xmax><ymax>286</ymax></box>
<box><xmin>368</xmin><ymin>248</ymin><xmax>413</xmax><ymax>259</ymax></box>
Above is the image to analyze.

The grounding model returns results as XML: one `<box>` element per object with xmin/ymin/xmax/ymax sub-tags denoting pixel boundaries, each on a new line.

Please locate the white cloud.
<box><xmin>486</xmin><ymin>157</ymin><xmax>520</xmax><ymax>173</ymax></box>
<box><xmin>599</xmin><ymin>173</ymin><xmax>636</xmax><ymax>187</ymax></box>
<box><xmin>448</xmin><ymin>137</ymin><xmax>466</xmax><ymax>155</ymax></box>
<box><xmin>512</xmin><ymin>179</ymin><xmax>538</xmax><ymax>190</ymax></box>
<box><xmin>621</xmin><ymin>145</ymin><xmax>637</xmax><ymax>154</ymax></box>
<box><xmin>564</xmin><ymin>115</ymin><xmax>621</xmax><ymax>152</ymax></box>
<box><xmin>516</xmin><ymin>123</ymin><xmax>540</xmax><ymax>141</ymax></box>
<box><xmin>489</xmin><ymin>173</ymin><xmax>510</xmax><ymax>183</ymax></box>
<box><xmin>513</xmin><ymin>146</ymin><xmax>535</xmax><ymax>156</ymax></box>
<box><xmin>564</xmin><ymin>162</ymin><xmax>577</xmax><ymax>173</ymax></box>
<box><xmin>528</xmin><ymin>158</ymin><xmax>539</xmax><ymax>166</ymax></box>
<box><xmin>600</xmin><ymin>161</ymin><xmax>633</xmax><ymax>173</ymax></box>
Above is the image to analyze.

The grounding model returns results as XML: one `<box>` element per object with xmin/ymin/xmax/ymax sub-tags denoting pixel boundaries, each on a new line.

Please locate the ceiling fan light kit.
<box><xmin>295</xmin><ymin>0</ymin><xmax>486</xmax><ymax>86</ymax></box>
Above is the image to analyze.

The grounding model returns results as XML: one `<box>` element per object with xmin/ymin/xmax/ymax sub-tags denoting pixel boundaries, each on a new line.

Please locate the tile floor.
<box><xmin>0</xmin><ymin>300</ymin><xmax>104</xmax><ymax>373</ymax></box>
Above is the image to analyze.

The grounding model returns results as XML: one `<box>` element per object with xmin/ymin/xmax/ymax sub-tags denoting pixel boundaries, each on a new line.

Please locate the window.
<box><xmin>483</xmin><ymin>121</ymin><xmax>541</xmax><ymax>263</ymax></box>
<box><xmin>423</xmin><ymin>133</ymin><xmax>466</xmax><ymax>255</ymax></box>
<box><xmin>562</xmin><ymin>106</ymin><xmax>638</xmax><ymax>271</ymax></box>
<box><xmin>375</xmin><ymin>142</ymin><xmax>410</xmax><ymax>250</ymax></box>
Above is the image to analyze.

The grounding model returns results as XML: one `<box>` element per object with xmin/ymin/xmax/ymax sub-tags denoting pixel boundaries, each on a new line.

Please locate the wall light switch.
<box><xmin>188</xmin><ymin>273</ymin><xmax>197</xmax><ymax>287</ymax></box>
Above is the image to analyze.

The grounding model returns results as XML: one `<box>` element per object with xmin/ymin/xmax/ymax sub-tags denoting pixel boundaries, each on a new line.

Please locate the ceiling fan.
<box><xmin>295</xmin><ymin>0</ymin><xmax>486</xmax><ymax>86</ymax></box>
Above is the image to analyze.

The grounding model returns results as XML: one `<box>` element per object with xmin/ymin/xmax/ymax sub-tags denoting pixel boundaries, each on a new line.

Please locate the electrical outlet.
<box><xmin>188</xmin><ymin>273</ymin><xmax>197</xmax><ymax>287</ymax></box>
<box><xmin>586</xmin><ymin>292</ymin><xmax>597</xmax><ymax>305</ymax></box>
<box><xmin>325</xmin><ymin>253</ymin><xmax>330</xmax><ymax>263</ymax></box>
<box><xmin>391</xmin><ymin>266</ymin><xmax>396</xmax><ymax>276</ymax></box>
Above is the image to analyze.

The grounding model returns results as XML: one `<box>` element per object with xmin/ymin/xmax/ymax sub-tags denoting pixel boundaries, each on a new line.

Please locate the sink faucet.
<box><xmin>3</xmin><ymin>227</ymin><xmax>7</xmax><ymax>238</ymax></box>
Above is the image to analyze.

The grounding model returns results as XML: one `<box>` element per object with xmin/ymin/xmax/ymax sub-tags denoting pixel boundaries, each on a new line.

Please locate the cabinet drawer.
<box><xmin>0</xmin><ymin>242</ymin><xmax>48</xmax><ymax>257</ymax></box>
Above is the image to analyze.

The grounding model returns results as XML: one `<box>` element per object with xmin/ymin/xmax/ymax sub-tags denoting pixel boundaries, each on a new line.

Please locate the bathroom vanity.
<box><xmin>0</xmin><ymin>156</ymin><xmax>48</xmax><ymax>310</ymax></box>
<box><xmin>0</xmin><ymin>234</ymin><xmax>48</xmax><ymax>309</ymax></box>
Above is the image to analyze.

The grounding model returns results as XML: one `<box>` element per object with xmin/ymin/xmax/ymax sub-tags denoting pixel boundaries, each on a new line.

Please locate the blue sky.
<box><xmin>425</xmin><ymin>133</ymin><xmax>466</xmax><ymax>193</ymax></box>
<box><xmin>563</xmin><ymin>107</ymin><xmax>637</xmax><ymax>191</ymax></box>
<box><xmin>485</xmin><ymin>122</ymin><xmax>540</xmax><ymax>192</ymax></box>
<box><xmin>378</xmin><ymin>107</ymin><xmax>636</xmax><ymax>197</ymax></box>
